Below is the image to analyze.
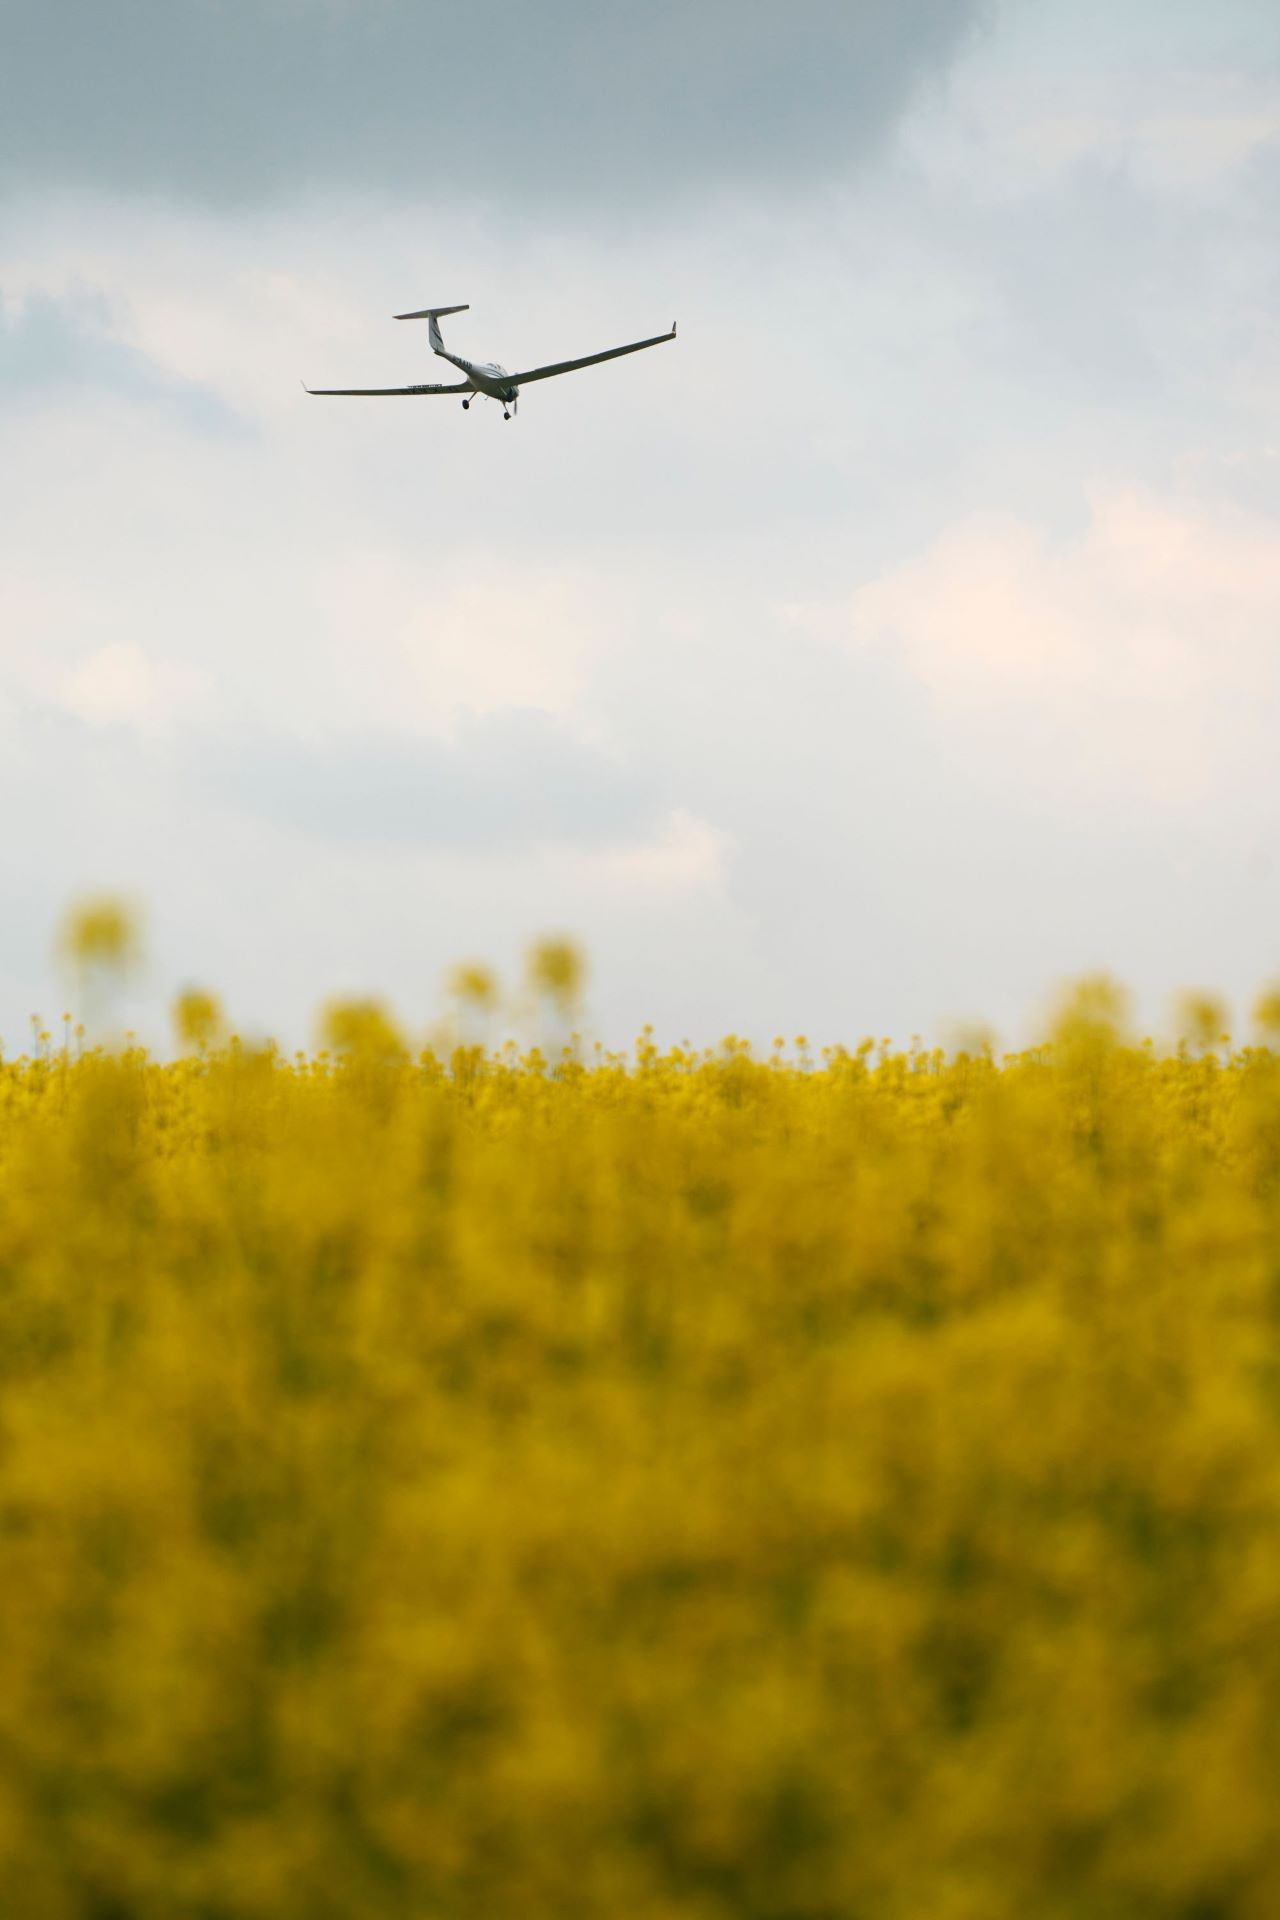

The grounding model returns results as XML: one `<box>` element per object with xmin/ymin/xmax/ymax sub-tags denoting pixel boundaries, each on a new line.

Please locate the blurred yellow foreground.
<box><xmin>4</xmin><ymin>1003</ymin><xmax>1280</xmax><ymax>1918</ymax></box>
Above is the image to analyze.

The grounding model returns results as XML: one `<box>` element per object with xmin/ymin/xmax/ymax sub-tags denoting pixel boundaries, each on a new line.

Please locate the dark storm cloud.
<box><xmin>0</xmin><ymin>288</ymin><xmax>246</xmax><ymax>432</ymax></box>
<box><xmin>0</xmin><ymin>0</ymin><xmax>984</xmax><ymax>209</ymax></box>
<box><xmin>205</xmin><ymin>710</ymin><xmax>663</xmax><ymax>853</ymax></box>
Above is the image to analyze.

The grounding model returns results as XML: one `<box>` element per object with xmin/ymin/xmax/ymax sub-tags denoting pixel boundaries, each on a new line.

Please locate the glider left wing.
<box><xmin>303</xmin><ymin>380</ymin><xmax>470</xmax><ymax>397</ymax></box>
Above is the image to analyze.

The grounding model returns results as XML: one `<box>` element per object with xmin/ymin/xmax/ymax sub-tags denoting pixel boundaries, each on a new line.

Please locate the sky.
<box><xmin>2</xmin><ymin>0</ymin><xmax>1279</xmax><ymax>1051</ymax></box>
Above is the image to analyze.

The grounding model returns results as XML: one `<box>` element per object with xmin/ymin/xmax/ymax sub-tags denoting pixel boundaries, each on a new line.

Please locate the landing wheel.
<box><xmin>462</xmin><ymin>398</ymin><xmax>470</xmax><ymax>410</ymax></box>
<box><xmin>503</xmin><ymin>411</ymin><xmax>511</xmax><ymax>421</ymax></box>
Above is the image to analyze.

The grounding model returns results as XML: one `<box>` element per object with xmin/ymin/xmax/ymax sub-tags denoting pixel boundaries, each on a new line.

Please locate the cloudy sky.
<box><xmin>2</xmin><ymin>0</ymin><xmax>1279</xmax><ymax>1050</ymax></box>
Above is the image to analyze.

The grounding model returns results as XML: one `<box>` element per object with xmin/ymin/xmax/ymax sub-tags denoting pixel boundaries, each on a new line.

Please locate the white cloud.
<box><xmin>553</xmin><ymin>809</ymin><xmax>732</xmax><ymax>901</ymax></box>
<box><xmin>788</xmin><ymin>485</ymin><xmax>1280</xmax><ymax>807</ymax></box>
<box><xmin>902</xmin><ymin>4</ymin><xmax>1280</xmax><ymax>203</ymax></box>
<box><xmin>57</xmin><ymin>642</ymin><xmax>210</xmax><ymax>734</ymax></box>
<box><xmin>0</xmin><ymin>580</ymin><xmax>208</xmax><ymax>735</ymax></box>
<box><xmin>315</xmin><ymin>551</ymin><xmax>606</xmax><ymax>736</ymax></box>
<box><xmin>912</xmin><ymin>86</ymin><xmax>1280</xmax><ymax>200</ymax></box>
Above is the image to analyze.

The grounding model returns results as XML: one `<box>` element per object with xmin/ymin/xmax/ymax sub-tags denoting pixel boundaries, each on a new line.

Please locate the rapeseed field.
<box><xmin>4</xmin><ymin>961</ymin><xmax>1280</xmax><ymax>1918</ymax></box>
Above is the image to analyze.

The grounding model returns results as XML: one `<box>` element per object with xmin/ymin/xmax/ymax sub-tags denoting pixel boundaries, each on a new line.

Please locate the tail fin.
<box><xmin>394</xmin><ymin>304</ymin><xmax>469</xmax><ymax>356</ymax></box>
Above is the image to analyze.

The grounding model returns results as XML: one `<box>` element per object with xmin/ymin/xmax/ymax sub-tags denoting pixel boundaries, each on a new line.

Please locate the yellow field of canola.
<box><xmin>5</xmin><ymin>981</ymin><xmax>1280</xmax><ymax>1918</ymax></box>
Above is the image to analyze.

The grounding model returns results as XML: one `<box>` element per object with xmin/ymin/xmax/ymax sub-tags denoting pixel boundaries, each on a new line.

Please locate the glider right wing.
<box><xmin>509</xmin><ymin>323</ymin><xmax>677</xmax><ymax>386</ymax></box>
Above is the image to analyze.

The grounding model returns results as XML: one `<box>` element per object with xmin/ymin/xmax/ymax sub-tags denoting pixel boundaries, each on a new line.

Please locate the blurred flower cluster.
<box><xmin>5</xmin><ymin>947</ymin><xmax>1280</xmax><ymax>1916</ymax></box>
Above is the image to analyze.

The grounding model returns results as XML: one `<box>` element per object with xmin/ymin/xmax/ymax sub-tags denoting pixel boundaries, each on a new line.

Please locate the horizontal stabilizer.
<box><xmin>394</xmin><ymin>304</ymin><xmax>469</xmax><ymax>321</ymax></box>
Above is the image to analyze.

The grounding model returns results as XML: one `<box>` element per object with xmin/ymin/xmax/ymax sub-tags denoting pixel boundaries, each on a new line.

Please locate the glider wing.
<box><xmin>303</xmin><ymin>380</ymin><xmax>471</xmax><ymax>397</ymax></box>
<box><xmin>510</xmin><ymin>324</ymin><xmax>676</xmax><ymax>386</ymax></box>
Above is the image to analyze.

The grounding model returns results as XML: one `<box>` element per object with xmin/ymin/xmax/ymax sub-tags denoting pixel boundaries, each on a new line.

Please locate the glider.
<box><xmin>303</xmin><ymin>304</ymin><xmax>676</xmax><ymax>420</ymax></box>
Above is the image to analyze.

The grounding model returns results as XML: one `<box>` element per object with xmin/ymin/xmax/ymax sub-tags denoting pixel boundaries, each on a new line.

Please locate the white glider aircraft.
<box><xmin>304</xmin><ymin>305</ymin><xmax>676</xmax><ymax>420</ymax></box>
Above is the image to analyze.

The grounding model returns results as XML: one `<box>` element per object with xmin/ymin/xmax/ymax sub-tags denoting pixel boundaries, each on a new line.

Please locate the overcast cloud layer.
<box><xmin>2</xmin><ymin>0</ymin><xmax>1280</xmax><ymax>1050</ymax></box>
<box><xmin>2</xmin><ymin>0</ymin><xmax>983</xmax><ymax>209</ymax></box>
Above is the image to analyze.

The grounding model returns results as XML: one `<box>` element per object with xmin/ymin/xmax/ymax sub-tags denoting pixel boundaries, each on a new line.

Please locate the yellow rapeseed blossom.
<box><xmin>58</xmin><ymin>895</ymin><xmax>141</xmax><ymax>974</ymax></box>
<box><xmin>1253</xmin><ymin>984</ymin><xmax>1280</xmax><ymax>1040</ymax></box>
<box><xmin>447</xmin><ymin>962</ymin><xmax>499</xmax><ymax>1013</ymax></box>
<box><xmin>172</xmin><ymin>986</ymin><xmax>224</xmax><ymax>1054</ymax></box>
<box><xmin>318</xmin><ymin>995</ymin><xmax>407</xmax><ymax>1063</ymax></box>
<box><xmin>527</xmin><ymin>934</ymin><xmax>585</xmax><ymax>1015</ymax></box>
<box><xmin>1175</xmin><ymin>989</ymin><xmax>1230</xmax><ymax>1055</ymax></box>
<box><xmin>4</xmin><ymin>985</ymin><xmax>1280</xmax><ymax>1915</ymax></box>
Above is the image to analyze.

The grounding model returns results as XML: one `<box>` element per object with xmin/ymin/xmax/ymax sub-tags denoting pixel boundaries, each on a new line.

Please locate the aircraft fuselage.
<box><xmin>441</xmin><ymin>350</ymin><xmax>517</xmax><ymax>405</ymax></box>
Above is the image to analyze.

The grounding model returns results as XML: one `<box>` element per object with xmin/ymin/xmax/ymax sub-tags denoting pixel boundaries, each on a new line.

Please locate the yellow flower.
<box><xmin>1174</xmin><ymin>989</ymin><xmax>1229</xmax><ymax>1054</ymax></box>
<box><xmin>526</xmin><ymin>935</ymin><xmax>585</xmax><ymax>1015</ymax></box>
<box><xmin>58</xmin><ymin>895</ymin><xmax>141</xmax><ymax>974</ymax></box>
<box><xmin>318</xmin><ymin>996</ymin><xmax>406</xmax><ymax>1062</ymax></box>
<box><xmin>1</xmin><ymin>948</ymin><xmax>1280</xmax><ymax>1916</ymax></box>
<box><xmin>448</xmin><ymin>962</ymin><xmax>498</xmax><ymax>1012</ymax></box>
<box><xmin>172</xmin><ymin>987</ymin><xmax>224</xmax><ymax>1054</ymax></box>
<box><xmin>1253</xmin><ymin>984</ymin><xmax>1280</xmax><ymax>1040</ymax></box>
